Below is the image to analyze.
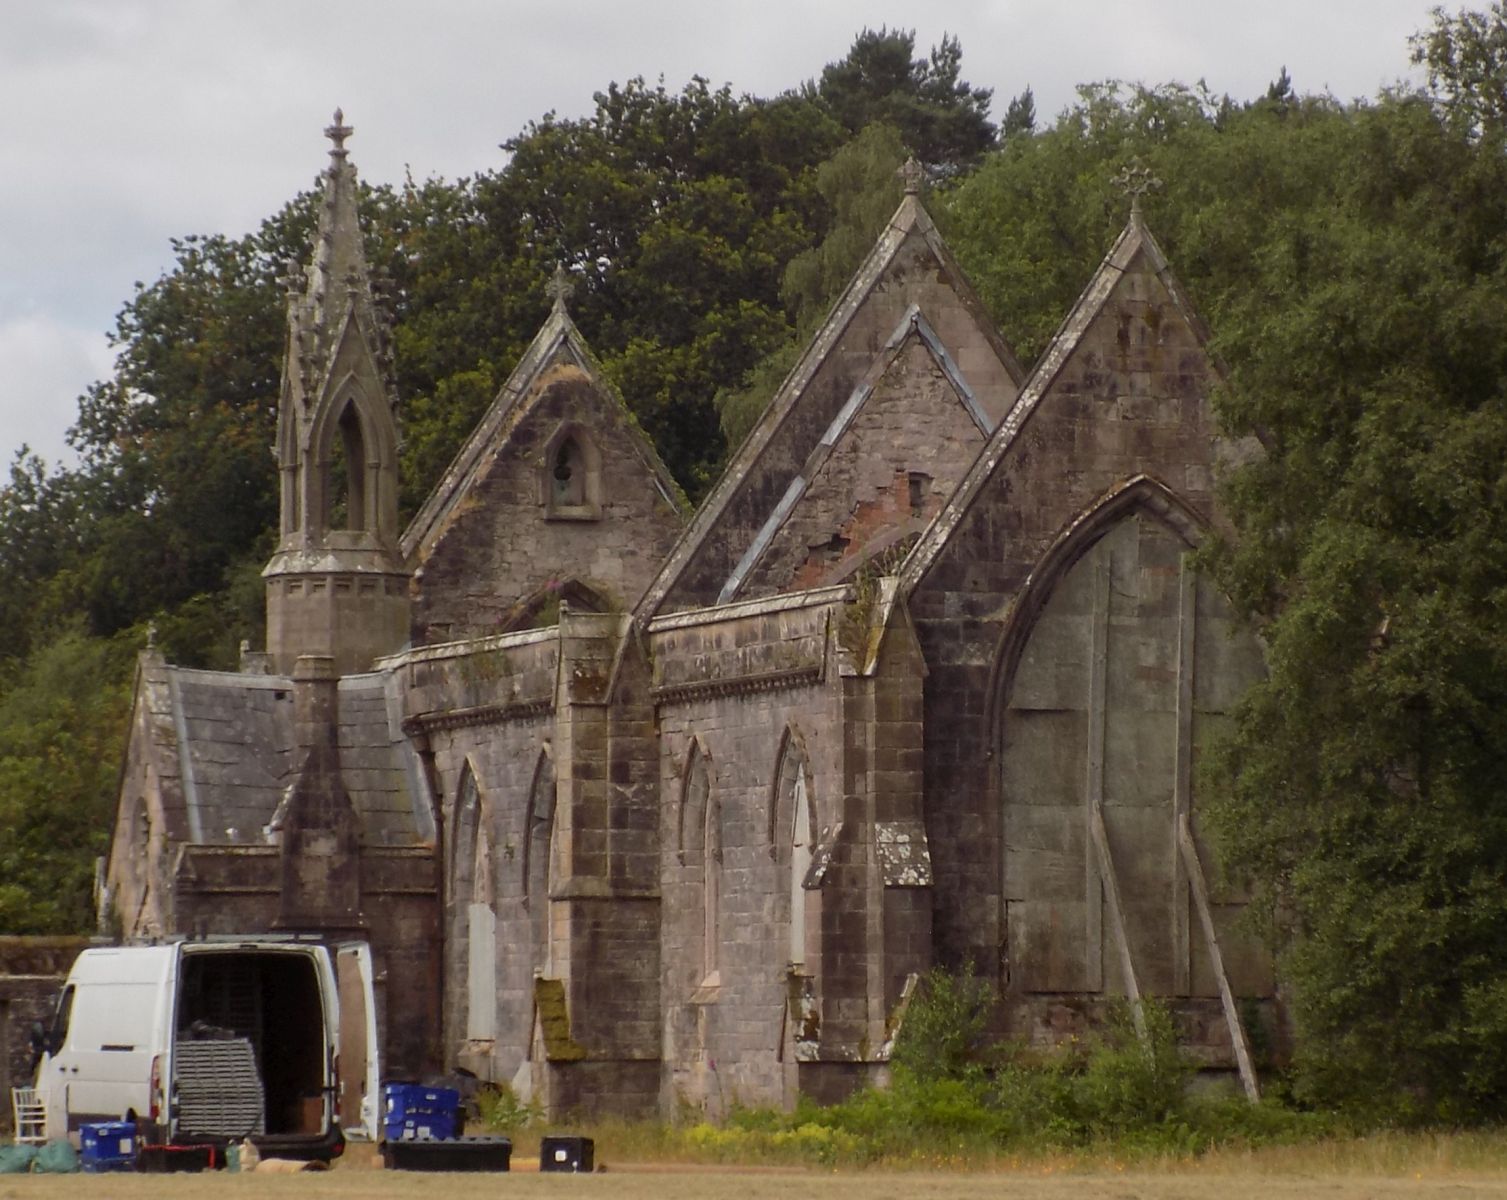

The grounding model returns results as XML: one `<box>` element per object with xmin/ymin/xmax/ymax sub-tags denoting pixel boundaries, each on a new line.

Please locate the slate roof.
<box><xmin>153</xmin><ymin>662</ymin><xmax>431</xmax><ymax>847</ymax></box>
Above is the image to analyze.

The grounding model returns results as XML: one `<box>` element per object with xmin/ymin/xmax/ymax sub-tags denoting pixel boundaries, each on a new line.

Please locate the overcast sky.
<box><xmin>1</xmin><ymin>0</ymin><xmax>1442</xmax><ymax>473</ymax></box>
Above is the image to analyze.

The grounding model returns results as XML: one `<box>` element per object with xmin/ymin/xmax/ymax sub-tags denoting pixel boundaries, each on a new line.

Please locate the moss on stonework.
<box><xmin>837</xmin><ymin>536</ymin><xmax>917</xmax><ymax>662</ymax></box>
<box><xmin>534</xmin><ymin>976</ymin><xmax>587</xmax><ymax>1061</ymax></box>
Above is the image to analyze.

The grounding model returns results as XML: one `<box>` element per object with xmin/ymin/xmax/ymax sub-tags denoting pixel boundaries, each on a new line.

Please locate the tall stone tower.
<box><xmin>263</xmin><ymin>111</ymin><xmax>409</xmax><ymax>676</ymax></box>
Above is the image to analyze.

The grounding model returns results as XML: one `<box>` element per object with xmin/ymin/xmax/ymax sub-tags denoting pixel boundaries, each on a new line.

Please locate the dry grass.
<box><xmin>3</xmin><ymin>1133</ymin><xmax>1507</xmax><ymax>1199</ymax></box>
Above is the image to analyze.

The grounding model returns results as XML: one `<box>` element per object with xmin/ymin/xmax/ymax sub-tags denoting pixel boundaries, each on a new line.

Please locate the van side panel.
<box><xmin>335</xmin><ymin>943</ymin><xmax>379</xmax><ymax>1140</ymax></box>
<box><xmin>37</xmin><ymin>946</ymin><xmax>176</xmax><ymax>1137</ymax></box>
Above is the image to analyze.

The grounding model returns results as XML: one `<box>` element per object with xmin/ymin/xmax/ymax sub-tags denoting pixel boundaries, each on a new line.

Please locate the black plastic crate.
<box><xmin>137</xmin><ymin>1143</ymin><xmax>219</xmax><ymax>1173</ymax></box>
<box><xmin>381</xmin><ymin>1135</ymin><xmax>511</xmax><ymax>1172</ymax></box>
<box><xmin>539</xmin><ymin>1135</ymin><xmax>594</xmax><ymax>1172</ymax></box>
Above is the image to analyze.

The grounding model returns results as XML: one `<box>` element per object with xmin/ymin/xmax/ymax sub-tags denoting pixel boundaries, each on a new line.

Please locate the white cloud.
<box><xmin>0</xmin><ymin>315</ymin><xmax>111</xmax><ymax>469</ymax></box>
<box><xmin>0</xmin><ymin>0</ymin><xmax>1442</xmax><ymax>471</ymax></box>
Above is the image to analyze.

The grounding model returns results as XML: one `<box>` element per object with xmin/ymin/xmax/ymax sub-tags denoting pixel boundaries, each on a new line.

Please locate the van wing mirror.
<box><xmin>27</xmin><ymin>1020</ymin><xmax>49</xmax><ymax>1069</ymax></box>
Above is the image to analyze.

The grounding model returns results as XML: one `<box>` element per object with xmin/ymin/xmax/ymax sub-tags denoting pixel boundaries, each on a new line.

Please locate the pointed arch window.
<box><xmin>679</xmin><ymin>741</ymin><xmax>719</xmax><ymax>987</ymax></box>
<box><xmin>773</xmin><ymin>731</ymin><xmax>816</xmax><ymax>971</ymax></box>
<box><xmin>789</xmin><ymin>771</ymin><xmax>814</xmax><ymax>968</ymax></box>
<box><xmin>553</xmin><ymin>437</ymin><xmax>585</xmax><ymax>506</ymax></box>
<box><xmin>450</xmin><ymin>765</ymin><xmax>497</xmax><ymax>1043</ymax></box>
<box><xmin>523</xmin><ymin>750</ymin><xmax>557</xmax><ymax>978</ymax></box>
<box><xmin>543</xmin><ymin>425</ymin><xmax>601</xmax><ymax>520</ymax></box>
<box><xmin>326</xmin><ymin>399</ymin><xmax>369</xmax><ymax>531</ymax></box>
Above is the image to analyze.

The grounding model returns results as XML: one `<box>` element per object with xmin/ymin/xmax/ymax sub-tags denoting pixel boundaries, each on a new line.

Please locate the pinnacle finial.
<box><xmin>325</xmin><ymin>108</ymin><xmax>353</xmax><ymax>159</ymax></box>
<box><xmin>898</xmin><ymin>157</ymin><xmax>924</xmax><ymax>196</ymax></box>
<box><xmin>546</xmin><ymin>263</ymin><xmax>574</xmax><ymax>314</ymax></box>
<box><xmin>1113</xmin><ymin>157</ymin><xmax>1162</xmax><ymax>216</ymax></box>
<box><xmin>279</xmin><ymin>257</ymin><xmax>304</xmax><ymax>297</ymax></box>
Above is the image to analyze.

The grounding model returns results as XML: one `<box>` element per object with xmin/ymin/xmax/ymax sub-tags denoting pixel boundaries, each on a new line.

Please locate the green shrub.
<box><xmin>890</xmin><ymin>963</ymin><xmax>998</xmax><ymax>1081</ymax></box>
<box><xmin>474</xmin><ymin>1082</ymin><xmax>543</xmax><ymax>1134</ymax></box>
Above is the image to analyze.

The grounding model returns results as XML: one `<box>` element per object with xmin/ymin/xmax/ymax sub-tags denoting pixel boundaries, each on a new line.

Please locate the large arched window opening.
<box><xmin>995</xmin><ymin>481</ymin><xmax>1267</xmax><ymax>1005</ymax></box>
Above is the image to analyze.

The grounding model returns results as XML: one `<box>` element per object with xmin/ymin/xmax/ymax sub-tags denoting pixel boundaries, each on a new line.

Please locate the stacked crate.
<box><xmin>382</xmin><ymin>1084</ymin><xmax>460</xmax><ymax>1142</ymax></box>
<box><xmin>174</xmin><ymin>1038</ymin><xmax>266</xmax><ymax>1137</ymax></box>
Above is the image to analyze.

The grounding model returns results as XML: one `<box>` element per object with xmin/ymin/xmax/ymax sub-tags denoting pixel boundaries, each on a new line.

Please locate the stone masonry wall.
<box><xmin>421</xmin><ymin>708</ymin><xmax>554</xmax><ymax>1088</ymax></box>
<box><xmin>908</xmin><ymin>243</ymin><xmax>1271</xmax><ymax>1062</ymax></box>
<box><xmin>651</xmin><ymin>593</ymin><xmax>849</xmax><ymax>1112</ymax></box>
<box><xmin>412</xmin><ymin>370</ymin><xmax>683</xmax><ymax>645</ymax></box>
<box><xmin>741</xmin><ymin>337</ymin><xmax>988</xmax><ymax>598</ymax></box>
<box><xmin>388</xmin><ymin>630</ymin><xmax>560</xmax><ymax>1087</ymax></box>
<box><xmin>663</xmin><ymin>227</ymin><xmax>1019</xmax><ymax>610</ymax></box>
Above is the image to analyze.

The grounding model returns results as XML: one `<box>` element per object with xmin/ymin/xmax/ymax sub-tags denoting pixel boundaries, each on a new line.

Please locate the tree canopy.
<box><xmin>933</xmin><ymin>11</ymin><xmax>1507</xmax><ymax>1118</ymax></box>
<box><xmin>812</xmin><ymin>27</ymin><xmax>996</xmax><ymax>167</ymax></box>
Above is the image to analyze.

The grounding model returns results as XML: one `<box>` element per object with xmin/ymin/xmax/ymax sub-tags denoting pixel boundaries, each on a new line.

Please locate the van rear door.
<box><xmin>335</xmin><ymin>943</ymin><xmax>379</xmax><ymax>1140</ymax></box>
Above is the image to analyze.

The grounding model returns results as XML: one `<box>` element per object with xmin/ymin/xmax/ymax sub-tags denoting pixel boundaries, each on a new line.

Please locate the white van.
<box><xmin>32</xmin><ymin>938</ymin><xmax>378</xmax><ymax>1160</ymax></box>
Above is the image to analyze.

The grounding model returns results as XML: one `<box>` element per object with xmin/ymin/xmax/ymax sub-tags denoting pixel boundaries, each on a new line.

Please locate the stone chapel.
<box><xmin>104</xmin><ymin>114</ymin><xmax>1274</xmax><ymax>1118</ymax></box>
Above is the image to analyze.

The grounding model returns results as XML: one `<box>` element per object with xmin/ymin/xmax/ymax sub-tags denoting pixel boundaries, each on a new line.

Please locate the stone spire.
<box><xmin>283</xmin><ymin>110</ymin><xmax>391</xmax><ymax>408</ymax></box>
<box><xmin>263</xmin><ymin>111</ymin><xmax>410</xmax><ymax>677</ymax></box>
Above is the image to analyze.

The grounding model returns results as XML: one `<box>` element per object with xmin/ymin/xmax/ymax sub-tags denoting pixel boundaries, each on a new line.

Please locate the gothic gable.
<box><xmin>640</xmin><ymin>185</ymin><xmax>1024</xmax><ymax>617</ymax></box>
<box><xmin>402</xmin><ymin>302</ymin><xmax>687</xmax><ymax>646</ymax></box>
<box><xmin>723</xmin><ymin>308</ymin><xmax>992</xmax><ymax>602</ymax></box>
<box><xmin>902</xmin><ymin>211</ymin><xmax>1254</xmax><ymax>606</ymax></box>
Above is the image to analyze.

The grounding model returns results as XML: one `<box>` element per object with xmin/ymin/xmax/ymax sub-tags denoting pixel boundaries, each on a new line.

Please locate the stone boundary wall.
<box><xmin>0</xmin><ymin>936</ymin><xmax>89</xmax><ymax>1129</ymax></box>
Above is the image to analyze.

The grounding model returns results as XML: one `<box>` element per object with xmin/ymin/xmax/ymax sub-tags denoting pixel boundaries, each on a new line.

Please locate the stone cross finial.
<box><xmin>1113</xmin><ymin>158</ymin><xmax>1162</xmax><ymax>216</ymax></box>
<box><xmin>546</xmin><ymin>263</ymin><xmax>574</xmax><ymax>314</ymax></box>
<box><xmin>325</xmin><ymin>108</ymin><xmax>353</xmax><ymax>159</ymax></box>
<box><xmin>898</xmin><ymin>157</ymin><xmax>924</xmax><ymax>195</ymax></box>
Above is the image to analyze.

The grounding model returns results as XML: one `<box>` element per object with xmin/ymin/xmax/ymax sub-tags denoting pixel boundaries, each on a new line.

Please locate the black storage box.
<box><xmin>381</xmin><ymin>1135</ymin><xmax>511</xmax><ymax>1172</ymax></box>
<box><xmin>539</xmin><ymin>1135</ymin><xmax>594</xmax><ymax>1172</ymax></box>
<box><xmin>136</xmin><ymin>1143</ymin><xmax>219</xmax><ymax>1173</ymax></box>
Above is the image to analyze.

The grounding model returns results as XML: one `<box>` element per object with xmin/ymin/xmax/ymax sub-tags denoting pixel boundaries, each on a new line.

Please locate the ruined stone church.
<box><xmin>105</xmin><ymin>113</ymin><xmax>1273</xmax><ymax>1118</ymax></box>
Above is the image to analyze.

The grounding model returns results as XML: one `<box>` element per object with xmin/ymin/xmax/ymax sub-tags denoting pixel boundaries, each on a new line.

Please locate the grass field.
<box><xmin>4</xmin><ymin>1134</ymin><xmax>1507</xmax><ymax>1199</ymax></box>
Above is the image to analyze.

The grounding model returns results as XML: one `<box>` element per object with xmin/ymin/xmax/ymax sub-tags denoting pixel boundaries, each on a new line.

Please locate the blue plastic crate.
<box><xmin>80</xmin><ymin>1121</ymin><xmax>136</xmax><ymax>1173</ymax></box>
<box><xmin>382</xmin><ymin>1083</ymin><xmax>459</xmax><ymax>1120</ymax></box>
<box><xmin>384</xmin><ymin>1111</ymin><xmax>458</xmax><ymax>1141</ymax></box>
